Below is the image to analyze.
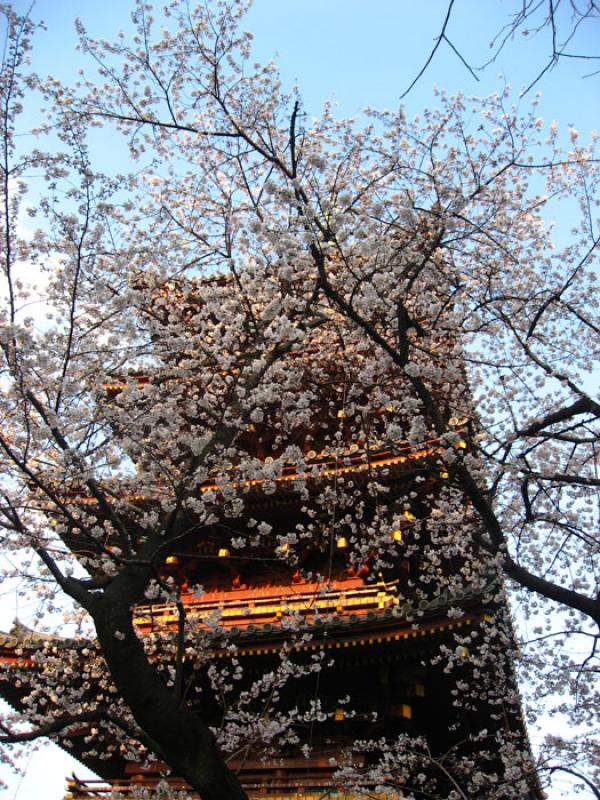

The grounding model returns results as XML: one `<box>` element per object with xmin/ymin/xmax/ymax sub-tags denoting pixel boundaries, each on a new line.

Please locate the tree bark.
<box><xmin>91</xmin><ymin>573</ymin><xmax>247</xmax><ymax>800</ymax></box>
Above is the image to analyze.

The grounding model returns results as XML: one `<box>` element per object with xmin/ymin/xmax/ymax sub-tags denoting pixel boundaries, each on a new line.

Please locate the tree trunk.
<box><xmin>91</xmin><ymin>586</ymin><xmax>248</xmax><ymax>800</ymax></box>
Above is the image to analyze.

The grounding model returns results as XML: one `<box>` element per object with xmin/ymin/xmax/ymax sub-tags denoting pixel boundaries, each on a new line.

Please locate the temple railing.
<box><xmin>134</xmin><ymin>578</ymin><xmax>401</xmax><ymax>631</ymax></box>
<box><xmin>65</xmin><ymin>778</ymin><xmax>399</xmax><ymax>799</ymax></box>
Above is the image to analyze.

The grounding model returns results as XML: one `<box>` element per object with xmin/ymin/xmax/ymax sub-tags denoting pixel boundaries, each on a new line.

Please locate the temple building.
<box><xmin>0</xmin><ymin>279</ymin><xmax>540</xmax><ymax>799</ymax></box>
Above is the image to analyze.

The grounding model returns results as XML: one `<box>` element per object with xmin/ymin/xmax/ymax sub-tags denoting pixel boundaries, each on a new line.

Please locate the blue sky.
<box><xmin>8</xmin><ymin>0</ymin><xmax>600</xmax><ymax>134</ymax></box>
<box><xmin>1</xmin><ymin>1</ymin><xmax>598</xmax><ymax>798</ymax></box>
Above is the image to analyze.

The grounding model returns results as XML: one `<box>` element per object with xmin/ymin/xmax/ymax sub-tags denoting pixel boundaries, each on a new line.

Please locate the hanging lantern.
<box><xmin>391</xmin><ymin>529</ymin><xmax>403</xmax><ymax>543</ymax></box>
<box><xmin>336</xmin><ymin>537</ymin><xmax>348</xmax><ymax>549</ymax></box>
<box><xmin>165</xmin><ymin>555</ymin><xmax>180</xmax><ymax>566</ymax></box>
<box><xmin>218</xmin><ymin>548</ymin><xmax>231</xmax><ymax>558</ymax></box>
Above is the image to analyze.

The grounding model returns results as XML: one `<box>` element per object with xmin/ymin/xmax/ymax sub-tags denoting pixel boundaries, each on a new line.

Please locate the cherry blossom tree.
<box><xmin>1</xmin><ymin>2</ymin><xmax>598</xmax><ymax>798</ymax></box>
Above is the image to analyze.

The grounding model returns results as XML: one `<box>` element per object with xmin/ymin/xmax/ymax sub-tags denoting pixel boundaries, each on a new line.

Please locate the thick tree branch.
<box><xmin>0</xmin><ymin>709</ymin><xmax>137</xmax><ymax>744</ymax></box>
<box><xmin>517</xmin><ymin>397</ymin><xmax>598</xmax><ymax>437</ymax></box>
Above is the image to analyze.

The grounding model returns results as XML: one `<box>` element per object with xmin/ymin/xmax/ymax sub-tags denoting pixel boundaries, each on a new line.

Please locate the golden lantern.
<box><xmin>391</xmin><ymin>529</ymin><xmax>403</xmax><ymax>543</ymax></box>
<box><xmin>336</xmin><ymin>537</ymin><xmax>348</xmax><ymax>549</ymax></box>
<box><xmin>449</xmin><ymin>416</ymin><xmax>469</xmax><ymax>427</ymax></box>
<box><xmin>218</xmin><ymin>548</ymin><xmax>231</xmax><ymax>558</ymax></box>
